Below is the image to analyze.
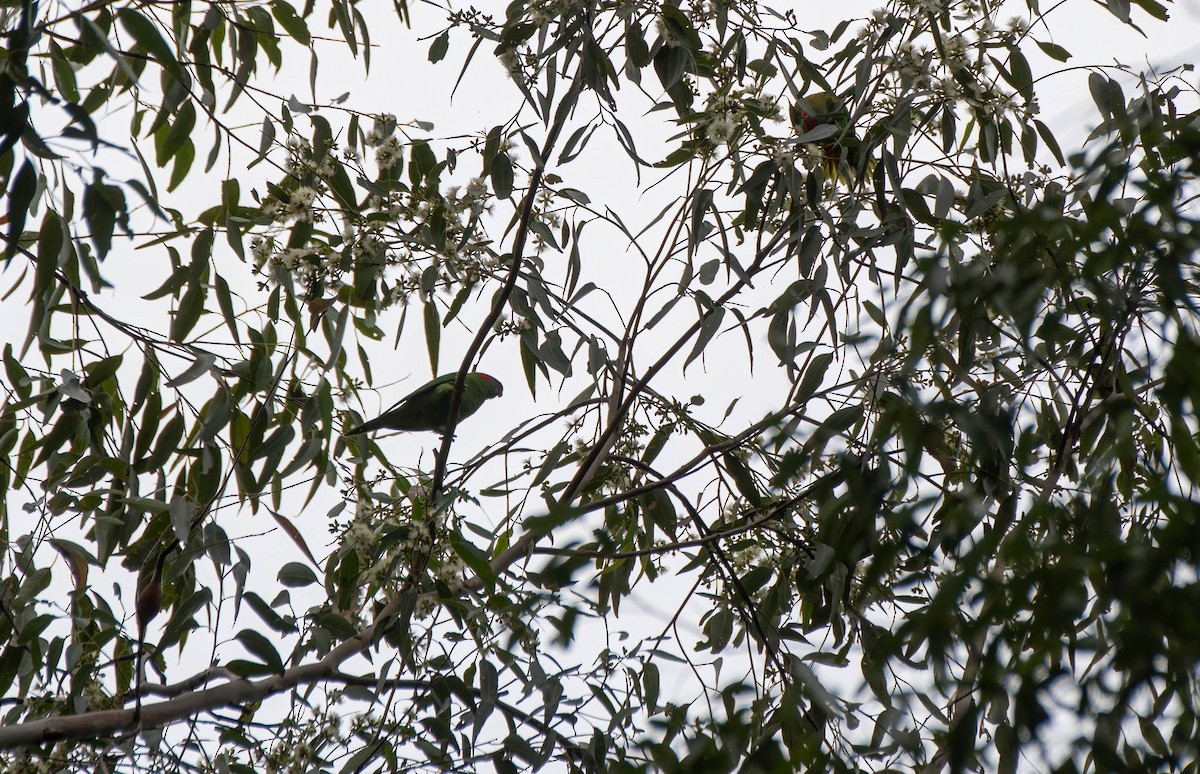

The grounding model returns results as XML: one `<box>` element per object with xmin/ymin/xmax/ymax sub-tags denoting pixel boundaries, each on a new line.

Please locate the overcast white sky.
<box><xmin>3</xmin><ymin>0</ymin><xmax>1198</xmax><ymax>768</ymax></box>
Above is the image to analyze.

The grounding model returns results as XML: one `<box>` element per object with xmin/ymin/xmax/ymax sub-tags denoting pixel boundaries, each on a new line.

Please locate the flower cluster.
<box><xmin>446</xmin><ymin>175</ymin><xmax>492</xmax><ymax>219</ymax></box>
<box><xmin>258</xmin><ymin>703</ymin><xmax>344</xmax><ymax>771</ymax></box>
<box><xmin>285</xmin><ymin>136</ymin><xmax>338</xmax><ymax>179</ymax></box>
<box><xmin>246</xmin><ymin>111</ymin><xmax>509</xmax><ymax>307</ymax></box>
<box><xmin>525</xmin><ymin>0</ymin><xmax>573</xmax><ymax>26</ymax></box>
<box><xmin>497</xmin><ymin>43</ymin><xmax>543</xmax><ymax>86</ymax></box>
<box><xmin>493</xmin><ymin>315</ymin><xmax>534</xmax><ymax>338</ymax></box>
<box><xmin>853</xmin><ymin>0</ymin><xmax>1037</xmax><ymax>130</ymax></box>
<box><xmin>251</xmin><ymin>237</ymin><xmax>343</xmax><ymax>295</ymax></box>
<box><xmin>363</xmin><ymin>114</ymin><xmax>405</xmax><ymax>171</ymax></box>
<box><xmin>699</xmin><ymin>85</ymin><xmax>783</xmax><ymax>148</ymax></box>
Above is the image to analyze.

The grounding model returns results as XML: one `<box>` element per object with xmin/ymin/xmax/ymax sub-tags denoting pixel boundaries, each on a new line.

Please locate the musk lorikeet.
<box><xmin>790</xmin><ymin>91</ymin><xmax>870</xmax><ymax>185</ymax></box>
<box><xmin>345</xmin><ymin>372</ymin><xmax>504</xmax><ymax>435</ymax></box>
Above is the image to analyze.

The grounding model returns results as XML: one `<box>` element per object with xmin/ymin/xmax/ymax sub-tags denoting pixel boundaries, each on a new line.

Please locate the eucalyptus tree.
<box><xmin>1</xmin><ymin>0</ymin><xmax>1197</xmax><ymax>770</ymax></box>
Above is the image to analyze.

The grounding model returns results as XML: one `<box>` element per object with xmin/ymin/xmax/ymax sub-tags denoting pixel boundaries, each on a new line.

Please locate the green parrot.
<box><xmin>789</xmin><ymin>91</ymin><xmax>870</xmax><ymax>185</ymax></box>
<box><xmin>344</xmin><ymin>372</ymin><xmax>503</xmax><ymax>435</ymax></box>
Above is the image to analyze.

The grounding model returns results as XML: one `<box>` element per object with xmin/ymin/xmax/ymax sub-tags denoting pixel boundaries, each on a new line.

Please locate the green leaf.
<box><xmin>643</xmin><ymin>662</ymin><xmax>660</xmax><ymax>713</ymax></box>
<box><xmin>143</xmin><ymin>414</ymin><xmax>185</xmax><ymax>473</ymax></box>
<box><xmin>644</xmin><ymin>489</ymin><xmax>678</xmax><ymax>535</ymax></box>
<box><xmin>271</xmin><ymin>1</ymin><xmax>311</xmax><ymax>45</ymax></box>
<box><xmin>223</xmin><ymin>179</ymin><xmax>245</xmax><ymax>259</ymax></box>
<box><xmin>1130</xmin><ymin>0</ymin><xmax>1169</xmax><ymax>20</ymax></box>
<box><xmin>723</xmin><ymin>451</ymin><xmax>762</xmax><ymax>506</ymax></box>
<box><xmin>167</xmin><ymin>139</ymin><xmax>195</xmax><ymax>192</ymax></box>
<box><xmin>658</xmin><ymin>5</ymin><xmax>702</xmax><ymax>52</ymax></box>
<box><xmin>49</xmin><ymin>42</ymin><xmax>81</xmax><ymax>103</ymax></box>
<box><xmin>243</xmin><ymin>592</ymin><xmax>295</xmax><ymax>633</ymax></box>
<box><xmin>1033</xmin><ymin>119</ymin><xmax>1066</xmax><ymax>166</ymax></box>
<box><xmin>237</xmin><ymin>629</ymin><xmax>285</xmax><ymax>674</ymax></box>
<box><xmin>768</xmin><ymin>311</ymin><xmax>795</xmax><ymax>366</ymax></box>
<box><xmin>491</xmin><ymin>151</ymin><xmax>514</xmax><ymax>199</ymax></box>
<box><xmin>313</xmin><ymin>610</ymin><xmax>358</xmax><ymax>640</ymax></box>
<box><xmin>1088</xmin><ymin>73</ymin><xmax>1124</xmax><ymax>121</ymax></box>
<box><xmin>5</xmin><ymin>160</ymin><xmax>36</xmax><ymax>261</ymax></box>
<box><xmin>83</xmin><ymin>179</ymin><xmax>122</xmax><ymax>260</ymax></box>
<box><xmin>428</xmin><ymin>30</ymin><xmax>449</xmax><ymax>63</ymax></box>
<box><xmin>796</xmin><ymin>352</ymin><xmax>833</xmax><ymax>403</ymax></box>
<box><xmin>1104</xmin><ymin>0</ymin><xmax>1131</xmax><ymax>22</ymax></box>
<box><xmin>1006</xmin><ymin>48</ymin><xmax>1033</xmax><ymax>97</ymax></box>
<box><xmin>520</xmin><ymin>332</ymin><xmax>538</xmax><ymax>398</ymax></box>
<box><xmin>626</xmin><ymin>21</ymin><xmax>651</xmax><ymax>67</ymax></box>
<box><xmin>165</xmin><ymin>351</ymin><xmax>216</xmax><ymax>388</ymax></box>
<box><xmin>36</xmin><ymin>210</ymin><xmax>65</xmax><ymax>293</ymax></box>
<box><xmin>3</xmin><ymin>345</ymin><xmax>31</xmax><ymax>400</ymax></box>
<box><xmin>1035</xmin><ymin>40</ymin><xmax>1071</xmax><ymax>62</ymax></box>
<box><xmin>684</xmin><ymin>307</ymin><xmax>725</xmax><ymax>371</ymax></box>
<box><xmin>690</xmin><ymin>188</ymin><xmax>713</xmax><ymax>255</ymax></box>
<box><xmin>117</xmin><ymin>9</ymin><xmax>185</xmax><ymax>84</ymax></box>
<box><xmin>409</xmin><ymin>140</ymin><xmax>437</xmax><ymax>186</ymax></box>
<box><xmin>310</xmin><ymin>114</ymin><xmax>332</xmax><ymax>164</ymax></box>
<box><xmin>473</xmin><ymin>658</ymin><xmax>498</xmax><ymax>741</ymax></box>
<box><xmin>250</xmin><ymin>115</ymin><xmax>276</xmax><ymax>169</ymax></box>
<box><xmin>160</xmin><ymin>588</ymin><xmax>213</xmax><ymax>650</ymax></box>
<box><xmin>700</xmin><ymin>606</ymin><xmax>733</xmax><ymax>653</ymax></box>
<box><xmin>163</xmin><ymin>101</ymin><xmax>197</xmax><ymax>165</ymax></box>
<box><xmin>423</xmin><ymin>300</ymin><xmax>440</xmax><ymax>375</ymax></box>
<box><xmin>278</xmin><ymin>562</ymin><xmax>318</xmax><ymax>587</ymax></box>
<box><xmin>214</xmin><ymin>273</ymin><xmax>240</xmax><ymax>342</ymax></box>
<box><xmin>806</xmin><ymin>406</ymin><xmax>863</xmax><ymax>455</ymax></box>
<box><xmin>449</xmin><ymin>533</ymin><xmax>496</xmax><ymax>589</ymax></box>
<box><xmin>84</xmin><ymin>354</ymin><xmax>124</xmax><ymax>389</ymax></box>
<box><xmin>170</xmin><ymin>271</ymin><xmax>207</xmax><ymax>343</ymax></box>
<box><xmin>539</xmin><ymin>329</ymin><xmax>571</xmax><ymax>375</ymax></box>
<box><xmin>225</xmin><ymin>659</ymin><xmax>275</xmax><ymax>678</ymax></box>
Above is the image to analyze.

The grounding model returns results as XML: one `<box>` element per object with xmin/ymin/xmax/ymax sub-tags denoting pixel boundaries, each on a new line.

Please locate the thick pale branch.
<box><xmin>0</xmin><ymin>593</ymin><xmax>405</xmax><ymax>750</ymax></box>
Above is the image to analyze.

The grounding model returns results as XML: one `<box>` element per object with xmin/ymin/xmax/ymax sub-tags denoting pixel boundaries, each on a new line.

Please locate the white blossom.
<box><xmin>366</xmin><ymin>114</ymin><xmax>397</xmax><ymax>147</ymax></box>
<box><xmin>938</xmin><ymin>76</ymin><xmax>963</xmax><ymax>101</ymax></box>
<box><xmin>343</xmin><ymin>520</ymin><xmax>375</xmax><ymax>553</ymax></box>
<box><xmin>497</xmin><ymin>47</ymin><xmax>523</xmax><ymax>80</ymax></box>
<box><xmin>250</xmin><ymin>237</ymin><xmax>273</xmax><ymax>270</ymax></box>
<box><xmin>943</xmin><ymin>34</ymin><xmax>968</xmax><ymax>66</ymax></box>
<box><xmin>1005</xmin><ymin>15</ymin><xmax>1029</xmax><ymax>35</ymax></box>
<box><xmin>286</xmin><ymin>186</ymin><xmax>318</xmax><ymax>222</ymax></box>
<box><xmin>262</xmin><ymin>198</ymin><xmax>282</xmax><ymax>221</ymax></box>
<box><xmin>375</xmin><ymin>135</ymin><xmax>403</xmax><ymax>170</ymax></box>
<box><xmin>706</xmin><ymin>112</ymin><xmax>739</xmax><ymax>144</ymax></box>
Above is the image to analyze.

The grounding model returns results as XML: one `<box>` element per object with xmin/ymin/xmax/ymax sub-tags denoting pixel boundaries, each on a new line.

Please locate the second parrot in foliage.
<box><xmin>345</xmin><ymin>372</ymin><xmax>504</xmax><ymax>435</ymax></box>
<box><xmin>790</xmin><ymin>91</ymin><xmax>870</xmax><ymax>185</ymax></box>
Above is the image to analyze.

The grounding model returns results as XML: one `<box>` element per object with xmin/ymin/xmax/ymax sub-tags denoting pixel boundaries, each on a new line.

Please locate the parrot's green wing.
<box><xmin>344</xmin><ymin>374</ymin><xmax>456</xmax><ymax>435</ymax></box>
<box><xmin>345</xmin><ymin>372</ymin><xmax>503</xmax><ymax>436</ymax></box>
<box><xmin>379</xmin><ymin>373</ymin><xmax>457</xmax><ymax>416</ymax></box>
